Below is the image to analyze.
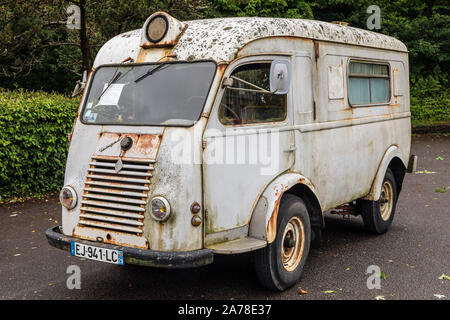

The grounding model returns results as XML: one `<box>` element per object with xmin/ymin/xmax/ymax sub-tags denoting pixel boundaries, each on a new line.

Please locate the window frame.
<box><xmin>217</xmin><ymin>58</ymin><xmax>289</xmax><ymax>128</ymax></box>
<box><xmin>79</xmin><ymin>60</ymin><xmax>218</xmax><ymax>127</ymax></box>
<box><xmin>347</xmin><ymin>59</ymin><xmax>392</xmax><ymax>108</ymax></box>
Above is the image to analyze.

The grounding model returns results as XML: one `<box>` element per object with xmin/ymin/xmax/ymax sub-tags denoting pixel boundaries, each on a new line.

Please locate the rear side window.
<box><xmin>218</xmin><ymin>63</ymin><xmax>287</xmax><ymax>125</ymax></box>
<box><xmin>348</xmin><ymin>61</ymin><xmax>390</xmax><ymax>106</ymax></box>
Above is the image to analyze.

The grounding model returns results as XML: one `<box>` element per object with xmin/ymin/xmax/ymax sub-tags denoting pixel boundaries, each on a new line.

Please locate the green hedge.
<box><xmin>410</xmin><ymin>93</ymin><xmax>450</xmax><ymax>125</ymax></box>
<box><xmin>0</xmin><ymin>89</ymin><xmax>78</xmax><ymax>201</ymax></box>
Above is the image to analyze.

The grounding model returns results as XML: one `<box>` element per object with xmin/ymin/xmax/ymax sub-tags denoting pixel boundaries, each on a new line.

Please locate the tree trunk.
<box><xmin>79</xmin><ymin>0</ymin><xmax>91</xmax><ymax>72</ymax></box>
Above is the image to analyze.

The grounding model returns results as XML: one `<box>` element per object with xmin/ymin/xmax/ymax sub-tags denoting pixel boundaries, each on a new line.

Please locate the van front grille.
<box><xmin>78</xmin><ymin>156</ymin><xmax>154</xmax><ymax>235</ymax></box>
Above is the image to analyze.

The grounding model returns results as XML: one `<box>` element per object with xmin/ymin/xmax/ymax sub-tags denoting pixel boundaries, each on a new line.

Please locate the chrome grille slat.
<box><xmin>85</xmin><ymin>181</ymin><xmax>149</xmax><ymax>191</ymax></box>
<box><xmin>81</xmin><ymin>200</ymin><xmax>145</xmax><ymax>212</ymax></box>
<box><xmin>89</xmin><ymin>162</ymin><xmax>154</xmax><ymax>171</ymax></box>
<box><xmin>78</xmin><ymin>156</ymin><xmax>153</xmax><ymax>235</ymax></box>
<box><xmin>83</xmin><ymin>193</ymin><xmax>146</xmax><ymax>205</ymax></box>
<box><xmin>88</xmin><ymin>168</ymin><xmax>152</xmax><ymax>177</ymax></box>
<box><xmin>87</xmin><ymin>174</ymin><xmax>148</xmax><ymax>184</ymax></box>
<box><xmin>79</xmin><ymin>213</ymin><xmax>143</xmax><ymax>226</ymax></box>
<box><xmin>84</xmin><ymin>187</ymin><xmax>148</xmax><ymax>198</ymax></box>
<box><xmin>81</xmin><ymin>206</ymin><xmax>144</xmax><ymax>219</ymax></box>
<box><xmin>92</xmin><ymin>155</ymin><xmax>155</xmax><ymax>164</ymax></box>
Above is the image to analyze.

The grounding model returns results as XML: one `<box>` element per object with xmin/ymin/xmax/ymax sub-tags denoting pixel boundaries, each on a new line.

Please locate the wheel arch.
<box><xmin>363</xmin><ymin>145</ymin><xmax>407</xmax><ymax>201</ymax></box>
<box><xmin>249</xmin><ymin>173</ymin><xmax>323</xmax><ymax>244</ymax></box>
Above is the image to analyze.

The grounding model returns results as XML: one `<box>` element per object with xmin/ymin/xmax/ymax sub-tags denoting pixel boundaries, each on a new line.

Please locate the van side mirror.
<box><xmin>270</xmin><ymin>60</ymin><xmax>291</xmax><ymax>94</ymax></box>
<box><xmin>72</xmin><ymin>70</ymin><xmax>88</xmax><ymax>97</ymax></box>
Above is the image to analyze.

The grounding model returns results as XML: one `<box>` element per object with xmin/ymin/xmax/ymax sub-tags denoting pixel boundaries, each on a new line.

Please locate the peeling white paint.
<box><xmin>94</xmin><ymin>17</ymin><xmax>407</xmax><ymax>67</ymax></box>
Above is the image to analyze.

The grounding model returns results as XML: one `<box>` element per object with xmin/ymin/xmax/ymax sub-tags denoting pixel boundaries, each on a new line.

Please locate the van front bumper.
<box><xmin>45</xmin><ymin>226</ymin><xmax>214</xmax><ymax>269</ymax></box>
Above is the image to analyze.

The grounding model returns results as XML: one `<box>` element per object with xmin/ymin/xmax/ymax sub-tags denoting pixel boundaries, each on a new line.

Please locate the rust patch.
<box><xmin>266</xmin><ymin>185</ymin><xmax>290</xmax><ymax>243</ymax></box>
<box><xmin>217</xmin><ymin>63</ymin><xmax>228</xmax><ymax>75</ymax></box>
<box><xmin>266</xmin><ymin>178</ymin><xmax>307</xmax><ymax>243</ymax></box>
<box><xmin>124</xmin><ymin>134</ymin><xmax>161</xmax><ymax>159</ymax></box>
<box><xmin>141</xmin><ymin>23</ymin><xmax>188</xmax><ymax>49</ymax></box>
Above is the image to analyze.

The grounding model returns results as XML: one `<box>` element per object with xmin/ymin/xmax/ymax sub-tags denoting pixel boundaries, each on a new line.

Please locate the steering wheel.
<box><xmin>221</xmin><ymin>103</ymin><xmax>241</xmax><ymax>124</ymax></box>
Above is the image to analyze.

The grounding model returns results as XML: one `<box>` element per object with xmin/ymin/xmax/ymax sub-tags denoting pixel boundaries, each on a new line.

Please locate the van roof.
<box><xmin>93</xmin><ymin>17</ymin><xmax>408</xmax><ymax>67</ymax></box>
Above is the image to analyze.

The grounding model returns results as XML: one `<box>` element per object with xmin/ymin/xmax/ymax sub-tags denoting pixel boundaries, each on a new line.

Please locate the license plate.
<box><xmin>70</xmin><ymin>242</ymin><xmax>124</xmax><ymax>265</ymax></box>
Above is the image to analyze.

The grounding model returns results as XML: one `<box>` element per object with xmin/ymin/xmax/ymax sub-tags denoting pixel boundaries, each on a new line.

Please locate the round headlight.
<box><xmin>150</xmin><ymin>196</ymin><xmax>171</xmax><ymax>221</ymax></box>
<box><xmin>59</xmin><ymin>186</ymin><xmax>77</xmax><ymax>210</ymax></box>
<box><xmin>146</xmin><ymin>15</ymin><xmax>169</xmax><ymax>43</ymax></box>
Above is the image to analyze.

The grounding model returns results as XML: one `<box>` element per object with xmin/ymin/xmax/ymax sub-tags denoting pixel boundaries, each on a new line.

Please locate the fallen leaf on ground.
<box><xmin>298</xmin><ymin>288</ymin><xmax>308</xmax><ymax>295</ymax></box>
<box><xmin>438</xmin><ymin>274</ymin><xmax>450</xmax><ymax>281</ymax></box>
<box><xmin>435</xmin><ymin>156</ymin><xmax>444</xmax><ymax>161</ymax></box>
<box><xmin>415</xmin><ymin>170</ymin><xmax>436</xmax><ymax>174</ymax></box>
<box><xmin>322</xmin><ymin>290</ymin><xmax>336</xmax><ymax>294</ymax></box>
<box><xmin>375</xmin><ymin>295</ymin><xmax>386</xmax><ymax>300</ymax></box>
<box><xmin>380</xmin><ymin>271</ymin><xmax>388</xmax><ymax>280</ymax></box>
<box><xmin>433</xmin><ymin>294</ymin><xmax>446</xmax><ymax>299</ymax></box>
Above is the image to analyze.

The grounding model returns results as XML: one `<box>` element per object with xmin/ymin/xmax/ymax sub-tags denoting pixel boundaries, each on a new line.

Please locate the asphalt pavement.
<box><xmin>0</xmin><ymin>134</ymin><xmax>448</xmax><ymax>300</ymax></box>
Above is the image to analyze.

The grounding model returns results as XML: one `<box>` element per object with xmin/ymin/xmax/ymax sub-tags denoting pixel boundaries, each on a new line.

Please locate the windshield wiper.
<box><xmin>95</xmin><ymin>70</ymin><xmax>122</xmax><ymax>103</ymax></box>
<box><xmin>134</xmin><ymin>63</ymin><xmax>168</xmax><ymax>83</ymax></box>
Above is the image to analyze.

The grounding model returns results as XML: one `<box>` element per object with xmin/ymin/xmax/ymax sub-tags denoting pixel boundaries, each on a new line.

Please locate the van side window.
<box><xmin>348</xmin><ymin>61</ymin><xmax>390</xmax><ymax>106</ymax></box>
<box><xmin>219</xmin><ymin>63</ymin><xmax>287</xmax><ymax>125</ymax></box>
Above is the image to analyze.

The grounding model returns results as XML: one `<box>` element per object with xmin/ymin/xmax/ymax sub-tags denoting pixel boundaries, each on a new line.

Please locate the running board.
<box><xmin>207</xmin><ymin>237</ymin><xmax>267</xmax><ymax>254</ymax></box>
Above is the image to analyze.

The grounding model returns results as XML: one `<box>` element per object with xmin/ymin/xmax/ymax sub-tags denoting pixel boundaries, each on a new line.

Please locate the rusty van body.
<box><xmin>46</xmin><ymin>12</ymin><xmax>417</xmax><ymax>291</ymax></box>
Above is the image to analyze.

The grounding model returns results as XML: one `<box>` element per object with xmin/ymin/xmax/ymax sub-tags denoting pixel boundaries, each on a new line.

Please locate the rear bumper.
<box><xmin>45</xmin><ymin>226</ymin><xmax>214</xmax><ymax>269</ymax></box>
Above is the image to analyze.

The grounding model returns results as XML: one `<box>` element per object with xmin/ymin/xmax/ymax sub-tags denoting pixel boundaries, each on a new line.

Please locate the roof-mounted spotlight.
<box><xmin>141</xmin><ymin>12</ymin><xmax>187</xmax><ymax>48</ymax></box>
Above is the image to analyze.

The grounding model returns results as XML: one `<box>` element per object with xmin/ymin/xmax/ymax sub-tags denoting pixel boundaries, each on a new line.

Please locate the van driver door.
<box><xmin>202</xmin><ymin>57</ymin><xmax>295</xmax><ymax>237</ymax></box>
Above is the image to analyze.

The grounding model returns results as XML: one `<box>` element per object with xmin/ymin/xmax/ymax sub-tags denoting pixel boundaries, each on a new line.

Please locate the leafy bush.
<box><xmin>410</xmin><ymin>80</ymin><xmax>450</xmax><ymax>125</ymax></box>
<box><xmin>0</xmin><ymin>89</ymin><xmax>78</xmax><ymax>201</ymax></box>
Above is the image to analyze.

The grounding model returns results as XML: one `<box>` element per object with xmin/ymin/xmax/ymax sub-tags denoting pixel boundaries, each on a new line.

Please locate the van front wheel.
<box><xmin>361</xmin><ymin>168</ymin><xmax>397</xmax><ymax>234</ymax></box>
<box><xmin>253</xmin><ymin>194</ymin><xmax>311</xmax><ymax>291</ymax></box>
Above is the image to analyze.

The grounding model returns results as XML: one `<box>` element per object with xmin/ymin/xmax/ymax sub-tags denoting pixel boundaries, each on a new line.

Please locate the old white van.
<box><xmin>46</xmin><ymin>12</ymin><xmax>417</xmax><ymax>291</ymax></box>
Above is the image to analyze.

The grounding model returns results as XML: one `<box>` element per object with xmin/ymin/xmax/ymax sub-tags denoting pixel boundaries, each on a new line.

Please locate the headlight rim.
<box><xmin>150</xmin><ymin>196</ymin><xmax>171</xmax><ymax>222</ymax></box>
<box><xmin>59</xmin><ymin>185</ymin><xmax>78</xmax><ymax>210</ymax></box>
<box><xmin>145</xmin><ymin>14</ymin><xmax>169</xmax><ymax>44</ymax></box>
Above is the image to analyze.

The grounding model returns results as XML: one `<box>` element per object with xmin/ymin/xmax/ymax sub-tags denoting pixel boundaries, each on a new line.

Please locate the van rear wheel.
<box><xmin>361</xmin><ymin>168</ymin><xmax>397</xmax><ymax>234</ymax></box>
<box><xmin>253</xmin><ymin>194</ymin><xmax>311</xmax><ymax>291</ymax></box>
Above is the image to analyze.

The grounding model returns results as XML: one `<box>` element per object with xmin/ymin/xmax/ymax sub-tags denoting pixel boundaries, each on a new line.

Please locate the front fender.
<box><xmin>249</xmin><ymin>172</ymin><xmax>321</xmax><ymax>244</ymax></box>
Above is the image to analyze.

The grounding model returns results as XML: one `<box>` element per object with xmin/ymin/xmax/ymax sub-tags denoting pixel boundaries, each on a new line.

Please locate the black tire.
<box><xmin>361</xmin><ymin>168</ymin><xmax>397</xmax><ymax>234</ymax></box>
<box><xmin>253</xmin><ymin>194</ymin><xmax>311</xmax><ymax>291</ymax></box>
<box><xmin>310</xmin><ymin>227</ymin><xmax>322</xmax><ymax>249</ymax></box>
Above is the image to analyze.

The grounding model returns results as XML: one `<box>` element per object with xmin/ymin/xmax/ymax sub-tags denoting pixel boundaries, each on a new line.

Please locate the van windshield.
<box><xmin>81</xmin><ymin>61</ymin><xmax>216</xmax><ymax>126</ymax></box>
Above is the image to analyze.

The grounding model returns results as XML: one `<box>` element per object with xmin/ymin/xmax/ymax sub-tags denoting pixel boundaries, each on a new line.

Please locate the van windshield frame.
<box><xmin>80</xmin><ymin>60</ymin><xmax>217</xmax><ymax>127</ymax></box>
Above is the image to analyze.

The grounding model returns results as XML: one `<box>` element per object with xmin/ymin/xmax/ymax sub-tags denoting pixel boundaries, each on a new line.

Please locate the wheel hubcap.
<box><xmin>281</xmin><ymin>217</ymin><xmax>305</xmax><ymax>272</ymax></box>
<box><xmin>380</xmin><ymin>180</ymin><xmax>394</xmax><ymax>221</ymax></box>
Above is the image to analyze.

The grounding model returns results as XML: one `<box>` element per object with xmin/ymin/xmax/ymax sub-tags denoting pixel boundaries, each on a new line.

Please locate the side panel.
<box><xmin>293</xmin><ymin>42</ymin><xmax>410</xmax><ymax>211</ymax></box>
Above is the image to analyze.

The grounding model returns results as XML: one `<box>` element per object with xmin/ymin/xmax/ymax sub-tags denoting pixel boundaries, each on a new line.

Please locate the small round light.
<box><xmin>191</xmin><ymin>215</ymin><xmax>202</xmax><ymax>227</ymax></box>
<box><xmin>146</xmin><ymin>15</ymin><xmax>169</xmax><ymax>43</ymax></box>
<box><xmin>191</xmin><ymin>202</ymin><xmax>201</xmax><ymax>214</ymax></box>
<box><xmin>59</xmin><ymin>186</ymin><xmax>77</xmax><ymax>210</ymax></box>
<box><xmin>150</xmin><ymin>196</ymin><xmax>171</xmax><ymax>221</ymax></box>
